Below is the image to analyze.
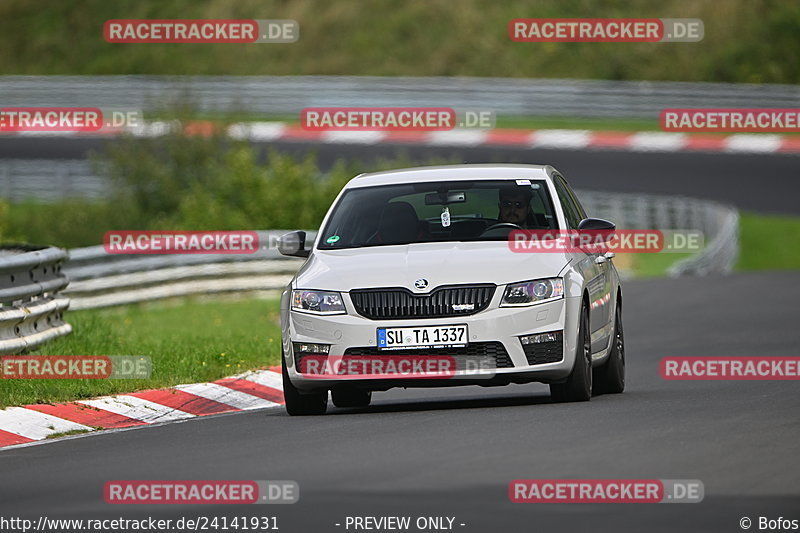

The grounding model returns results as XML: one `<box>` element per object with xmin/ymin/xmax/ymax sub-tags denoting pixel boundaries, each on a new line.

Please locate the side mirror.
<box><xmin>277</xmin><ymin>230</ymin><xmax>310</xmax><ymax>258</ymax></box>
<box><xmin>578</xmin><ymin>218</ymin><xmax>616</xmax><ymax>231</ymax></box>
<box><xmin>577</xmin><ymin>218</ymin><xmax>616</xmax><ymax>246</ymax></box>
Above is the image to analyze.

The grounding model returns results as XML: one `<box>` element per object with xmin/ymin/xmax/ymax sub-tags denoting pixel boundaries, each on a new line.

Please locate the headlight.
<box><xmin>291</xmin><ymin>290</ymin><xmax>346</xmax><ymax>314</ymax></box>
<box><xmin>501</xmin><ymin>278</ymin><xmax>564</xmax><ymax>306</ymax></box>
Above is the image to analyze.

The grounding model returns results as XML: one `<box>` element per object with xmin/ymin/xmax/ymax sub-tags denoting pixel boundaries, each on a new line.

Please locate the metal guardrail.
<box><xmin>63</xmin><ymin>231</ymin><xmax>312</xmax><ymax>310</ymax></box>
<box><xmin>60</xmin><ymin>191</ymin><xmax>739</xmax><ymax>311</ymax></box>
<box><xmin>579</xmin><ymin>191</ymin><xmax>739</xmax><ymax>276</ymax></box>
<box><xmin>1</xmin><ymin>75</ymin><xmax>798</xmax><ymax>118</ymax></box>
<box><xmin>0</xmin><ymin>246</ymin><xmax>71</xmax><ymax>354</ymax></box>
<box><xmin>0</xmin><ymin>159</ymin><xmax>108</xmax><ymax>203</ymax></box>
<box><xmin>669</xmin><ymin>202</ymin><xmax>739</xmax><ymax>277</ymax></box>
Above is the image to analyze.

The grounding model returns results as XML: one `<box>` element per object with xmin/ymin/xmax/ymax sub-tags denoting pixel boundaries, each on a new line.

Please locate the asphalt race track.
<box><xmin>0</xmin><ymin>136</ymin><xmax>798</xmax><ymax>214</ymax></box>
<box><xmin>0</xmin><ymin>138</ymin><xmax>797</xmax><ymax>531</ymax></box>
<box><xmin>1</xmin><ymin>271</ymin><xmax>798</xmax><ymax>532</ymax></box>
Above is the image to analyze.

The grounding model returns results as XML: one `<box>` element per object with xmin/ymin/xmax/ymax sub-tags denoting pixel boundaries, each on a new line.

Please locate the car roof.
<box><xmin>345</xmin><ymin>164</ymin><xmax>554</xmax><ymax>189</ymax></box>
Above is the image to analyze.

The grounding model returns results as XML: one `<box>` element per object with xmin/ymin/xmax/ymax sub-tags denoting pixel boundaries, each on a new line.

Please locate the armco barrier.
<box><xmin>1</xmin><ymin>75</ymin><xmax>798</xmax><ymax>118</ymax></box>
<box><xmin>578</xmin><ymin>191</ymin><xmax>739</xmax><ymax>276</ymax></box>
<box><xmin>63</xmin><ymin>231</ymin><xmax>311</xmax><ymax>310</ymax></box>
<box><xmin>0</xmin><ymin>246</ymin><xmax>71</xmax><ymax>354</ymax></box>
<box><xmin>668</xmin><ymin>202</ymin><xmax>739</xmax><ymax>277</ymax></box>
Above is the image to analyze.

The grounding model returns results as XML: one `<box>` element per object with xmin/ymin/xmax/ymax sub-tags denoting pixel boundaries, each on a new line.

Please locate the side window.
<box><xmin>553</xmin><ymin>175</ymin><xmax>581</xmax><ymax>229</ymax></box>
<box><xmin>561</xmin><ymin>177</ymin><xmax>587</xmax><ymax>220</ymax></box>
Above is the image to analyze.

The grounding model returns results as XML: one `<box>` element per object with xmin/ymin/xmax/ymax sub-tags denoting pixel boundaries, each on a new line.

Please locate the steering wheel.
<box><xmin>481</xmin><ymin>222</ymin><xmax>523</xmax><ymax>235</ymax></box>
<box><xmin>484</xmin><ymin>222</ymin><xmax>523</xmax><ymax>231</ymax></box>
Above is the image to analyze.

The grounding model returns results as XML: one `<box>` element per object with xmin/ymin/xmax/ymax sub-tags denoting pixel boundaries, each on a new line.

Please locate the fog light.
<box><xmin>294</xmin><ymin>342</ymin><xmax>331</xmax><ymax>354</ymax></box>
<box><xmin>520</xmin><ymin>331</ymin><xmax>563</xmax><ymax>345</ymax></box>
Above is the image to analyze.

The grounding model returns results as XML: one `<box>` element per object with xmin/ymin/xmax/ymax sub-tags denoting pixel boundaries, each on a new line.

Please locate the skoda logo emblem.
<box><xmin>414</xmin><ymin>278</ymin><xmax>429</xmax><ymax>290</ymax></box>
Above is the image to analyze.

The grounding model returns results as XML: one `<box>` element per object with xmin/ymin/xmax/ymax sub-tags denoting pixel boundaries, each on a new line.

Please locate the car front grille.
<box><xmin>349</xmin><ymin>284</ymin><xmax>496</xmax><ymax>320</ymax></box>
<box><xmin>521</xmin><ymin>332</ymin><xmax>564</xmax><ymax>365</ymax></box>
<box><xmin>343</xmin><ymin>342</ymin><xmax>514</xmax><ymax>368</ymax></box>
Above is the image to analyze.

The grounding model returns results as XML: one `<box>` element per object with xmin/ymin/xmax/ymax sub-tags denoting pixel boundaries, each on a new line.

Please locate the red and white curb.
<box><xmin>5</xmin><ymin>121</ymin><xmax>800</xmax><ymax>155</ymax></box>
<box><xmin>229</xmin><ymin>124</ymin><xmax>799</xmax><ymax>154</ymax></box>
<box><xmin>0</xmin><ymin>367</ymin><xmax>284</xmax><ymax>449</ymax></box>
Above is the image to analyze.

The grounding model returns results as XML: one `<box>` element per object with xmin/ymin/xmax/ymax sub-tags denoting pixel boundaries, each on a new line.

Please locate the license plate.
<box><xmin>377</xmin><ymin>325</ymin><xmax>468</xmax><ymax>350</ymax></box>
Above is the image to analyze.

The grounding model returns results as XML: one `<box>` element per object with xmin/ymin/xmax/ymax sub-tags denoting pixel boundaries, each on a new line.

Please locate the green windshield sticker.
<box><xmin>326</xmin><ymin>235</ymin><xmax>340</xmax><ymax>244</ymax></box>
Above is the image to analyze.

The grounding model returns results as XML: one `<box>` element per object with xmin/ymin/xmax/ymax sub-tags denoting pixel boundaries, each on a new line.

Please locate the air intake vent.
<box><xmin>350</xmin><ymin>284</ymin><xmax>496</xmax><ymax>320</ymax></box>
<box><xmin>343</xmin><ymin>342</ymin><xmax>513</xmax><ymax>368</ymax></box>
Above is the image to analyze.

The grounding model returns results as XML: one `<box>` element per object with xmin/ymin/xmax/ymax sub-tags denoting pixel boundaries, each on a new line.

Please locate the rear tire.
<box><xmin>282</xmin><ymin>351</ymin><xmax>328</xmax><ymax>416</ymax></box>
<box><xmin>331</xmin><ymin>388</ymin><xmax>372</xmax><ymax>408</ymax></box>
<box><xmin>593</xmin><ymin>299</ymin><xmax>625</xmax><ymax>395</ymax></box>
<box><xmin>550</xmin><ymin>304</ymin><xmax>592</xmax><ymax>402</ymax></box>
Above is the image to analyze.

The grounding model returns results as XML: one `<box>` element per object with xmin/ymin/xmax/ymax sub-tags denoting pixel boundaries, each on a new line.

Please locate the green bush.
<box><xmin>3</xmin><ymin>199</ymin><xmax>128</xmax><ymax>248</ymax></box>
<box><xmin>1</xmin><ymin>125</ymin><xmax>454</xmax><ymax>248</ymax></box>
<box><xmin>99</xmin><ymin>129</ymin><xmax>357</xmax><ymax>232</ymax></box>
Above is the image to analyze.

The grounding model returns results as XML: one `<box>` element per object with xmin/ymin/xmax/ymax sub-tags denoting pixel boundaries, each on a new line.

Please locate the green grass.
<box><xmin>628</xmin><ymin>252</ymin><xmax>695</xmax><ymax>278</ymax></box>
<box><xmin>493</xmin><ymin>116</ymin><xmax>662</xmax><ymax>132</ymax></box>
<box><xmin>738</xmin><ymin>212</ymin><xmax>800</xmax><ymax>271</ymax></box>
<box><xmin>1</xmin><ymin>199</ymin><xmax>122</xmax><ymax>248</ymax></box>
<box><xmin>0</xmin><ymin>0</ymin><xmax>798</xmax><ymax>83</ymax></box>
<box><xmin>157</xmin><ymin>112</ymin><xmax>667</xmax><ymax>133</ymax></box>
<box><xmin>46</xmin><ymin>428</ymin><xmax>93</xmax><ymax>439</ymax></box>
<box><xmin>0</xmin><ymin>297</ymin><xmax>282</xmax><ymax>408</ymax></box>
<box><xmin>626</xmin><ymin>212</ymin><xmax>800</xmax><ymax>277</ymax></box>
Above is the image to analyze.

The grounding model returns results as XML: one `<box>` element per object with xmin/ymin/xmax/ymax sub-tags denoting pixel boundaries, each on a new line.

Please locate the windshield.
<box><xmin>318</xmin><ymin>179</ymin><xmax>558</xmax><ymax>250</ymax></box>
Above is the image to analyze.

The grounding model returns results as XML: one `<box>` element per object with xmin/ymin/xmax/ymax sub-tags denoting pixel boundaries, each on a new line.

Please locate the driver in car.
<box><xmin>498</xmin><ymin>187</ymin><xmax>534</xmax><ymax>228</ymax></box>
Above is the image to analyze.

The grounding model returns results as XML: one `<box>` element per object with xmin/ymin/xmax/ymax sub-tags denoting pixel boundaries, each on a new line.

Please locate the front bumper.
<box><xmin>283</xmin><ymin>290</ymin><xmax>583</xmax><ymax>391</ymax></box>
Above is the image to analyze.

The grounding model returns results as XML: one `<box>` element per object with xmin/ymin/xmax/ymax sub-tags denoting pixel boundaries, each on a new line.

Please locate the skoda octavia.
<box><xmin>278</xmin><ymin>164</ymin><xmax>624</xmax><ymax>415</ymax></box>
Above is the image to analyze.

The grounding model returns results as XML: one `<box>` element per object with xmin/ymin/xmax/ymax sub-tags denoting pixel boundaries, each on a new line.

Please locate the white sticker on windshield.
<box><xmin>516</xmin><ymin>179</ymin><xmax>531</xmax><ymax>185</ymax></box>
<box><xmin>441</xmin><ymin>206</ymin><xmax>451</xmax><ymax>228</ymax></box>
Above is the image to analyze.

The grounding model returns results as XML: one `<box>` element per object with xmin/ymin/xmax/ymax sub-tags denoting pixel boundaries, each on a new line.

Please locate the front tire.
<box><xmin>282</xmin><ymin>351</ymin><xmax>328</xmax><ymax>416</ymax></box>
<box><xmin>550</xmin><ymin>304</ymin><xmax>592</xmax><ymax>402</ymax></box>
<box><xmin>593</xmin><ymin>298</ymin><xmax>625</xmax><ymax>394</ymax></box>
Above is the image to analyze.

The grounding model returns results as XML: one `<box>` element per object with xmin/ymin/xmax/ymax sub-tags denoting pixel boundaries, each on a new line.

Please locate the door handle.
<box><xmin>595</xmin><ymin>252</ymin><xmax>615</xmax><ymax>264</ymax></box>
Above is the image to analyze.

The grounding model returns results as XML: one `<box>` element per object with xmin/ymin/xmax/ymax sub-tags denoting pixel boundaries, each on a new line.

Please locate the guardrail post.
<box><xmin>0</xmin><ymin>246</ymin><xmax>72</xmax><ymax>354</ymax></box>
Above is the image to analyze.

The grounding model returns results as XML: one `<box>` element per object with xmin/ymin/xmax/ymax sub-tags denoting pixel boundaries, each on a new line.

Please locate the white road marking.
<box><xmin>176</xmin><ymin>382</ymin><xmax>280</xmax><ymax>410</ymax></box>
<box><xmin>725</xmin><ymin>134</ymin><xmax>782</xmax><ymax>153</ymax></box>
<box><xmin>531</xmin><ymin>129</ymin><xmax>591</xmax><ymax>149</ymax></box>
<box><xmin>629</xmin><ymin>132</ymin><xmax>687</xmax><ymax>152</ymax></box>
<box><xmin>322</xmin><ymin>131</ymin><xmax>386</xmax><ymax>144</ymax></box>
<box><xmin>77</xmin><ymin>395</ymin><xmax>194</xmax><ymax>423</ymax></box>
<box><xmin>427</xmin><ymin>129</ymin><xmax>489</xmax><ymax>146</ymax></box>
<box><xmin>236</xmin><ymin>370</ymin><xmax>284</xmax><ymax>391</ymax></box>
<box><xmin>228</xmin><ymin>122</ymin><xmax>287</xmax><ymax>141</ymax></box>
<box><xmin>0</xmin><ymin>407</ymin><xmax>91</xmax><ymax>440</ymax></box>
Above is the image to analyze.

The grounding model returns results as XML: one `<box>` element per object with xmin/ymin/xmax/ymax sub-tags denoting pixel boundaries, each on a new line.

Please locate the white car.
<box><xmin>278</xmin><ymin>164</ymin><xmax>624</xmax><ymax>415</ymax></box>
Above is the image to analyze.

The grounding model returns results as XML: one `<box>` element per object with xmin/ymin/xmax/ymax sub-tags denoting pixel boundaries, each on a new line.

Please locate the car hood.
<box><xmin>294</xmin><ymin>242</ymin><xmax>571</xmax><ymax>291</ymax></box>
